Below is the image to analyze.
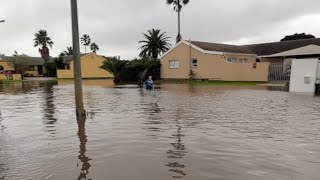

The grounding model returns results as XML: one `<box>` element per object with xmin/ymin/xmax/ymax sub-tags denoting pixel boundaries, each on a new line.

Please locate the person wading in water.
<box><xmin>145</xmin><ymin>76</ymin><xmax>154</xmax><ymax>90</ymax></box>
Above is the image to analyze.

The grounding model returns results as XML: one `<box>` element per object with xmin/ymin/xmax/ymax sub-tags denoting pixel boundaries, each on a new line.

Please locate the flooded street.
<box><xmin>0</xmin><ymin>80</ymin><xmax>320</xmax><ymax>180</ymax></box>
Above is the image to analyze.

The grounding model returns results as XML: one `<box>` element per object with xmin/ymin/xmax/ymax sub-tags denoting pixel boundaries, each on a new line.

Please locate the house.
<box><xmin>0</xmin><ymin>58</ymin><xmax>14</xmax><ymax>71</ymax></box>
<box><xmin>57</xmin><ymin>53</ymin><xmax>113</xmax><ymax>79</ymax></box>
<box><xmin>160</xmin><ymin>38</ymin><xmax>320</xmax><ymax>81</ymax></box>
<box><xmin>0</xmin><ymin>57</ymin><xmax>22</xmax><ymax>80</ymax></box>
<box><xmin>0</xmin><ymin>55</ymin><xmax>53</xmax><ymax>77</ymax></box>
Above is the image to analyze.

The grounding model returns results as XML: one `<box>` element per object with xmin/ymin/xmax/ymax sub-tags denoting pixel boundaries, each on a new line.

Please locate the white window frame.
<box><xmin>191</xmin><ymin>58</ymin><xmax>198</xmax><ymax>68</ymax></box>
<box><xmin>239</xmin><ymin>59</ymin><xmax>247</xmax><ymax>63</ymax></box>
<box><xmin>169</xmin><ymin>60</ymin><xmax>180</xmax><ymax>69</ymax></box>
<box><xmin>227</xmin><ymin>58</ymin><xmax>237</xmax><ymax>63</ymax></box>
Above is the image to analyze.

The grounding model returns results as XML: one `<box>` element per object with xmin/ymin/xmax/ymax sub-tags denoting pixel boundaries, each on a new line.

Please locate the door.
<box><xmin>38</xmin><ymin>65</ymin><xmax>43</xmax><ymax>75</ymax></box>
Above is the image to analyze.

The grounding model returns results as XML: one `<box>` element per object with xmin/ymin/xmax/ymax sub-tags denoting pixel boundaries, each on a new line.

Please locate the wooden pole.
<box><xmin>71</xmin><ymin>0</ymin><xmax>85</xmax><ymax>117</ymax></box>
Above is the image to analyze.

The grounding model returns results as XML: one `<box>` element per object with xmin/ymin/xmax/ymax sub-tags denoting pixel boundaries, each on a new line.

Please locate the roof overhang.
<box><xmin>160</xmin><ymin>41</ymin><xmax>225</xmax><ymax>59</ymax></box>
<box><xmin>259</xmin><ymin>44</ymin><xmax>320</xmax><ymax>58</ymax></box>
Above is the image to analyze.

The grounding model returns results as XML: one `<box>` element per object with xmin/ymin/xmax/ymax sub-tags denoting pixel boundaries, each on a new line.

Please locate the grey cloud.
<box><xmin>1</xmin><ymin>0</ymin><xmax>320</xmax><ymax>59</ymax></box>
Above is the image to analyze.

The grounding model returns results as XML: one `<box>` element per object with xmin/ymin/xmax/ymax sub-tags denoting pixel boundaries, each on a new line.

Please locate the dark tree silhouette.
<box><xmin>80</xmin><ymin>34</ymin><xmax>91</xmax><ymax>53</ymax></box>
<box><xmin>281</xmin><ymin>33</ymin><xmax>315</xmax><ymax>42</ymax></box>
<box><xmin>90</xmin><ymin>42</ymin><xmax>99</xmax><ymax>53</ymax></box>
<box><xmin>139</xmin><ymin>29</ymin><xmax>171</xmax><ymax>59</ymax></box>
<box><xmin>33</xmin><ymin>30</ymin><xmax>54</xmax><ymax>62</ymax></box>
<box><xmin>63</xmin><ymin>47</ymin><xmax>74</xmax><ymax>56</ymax></box>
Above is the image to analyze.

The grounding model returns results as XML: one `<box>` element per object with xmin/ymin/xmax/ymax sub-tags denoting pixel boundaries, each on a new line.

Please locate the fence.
<box><xmin>268</xmin><ymin>62</ymin><xmax>291</xmax><ymax>84</ymax></box>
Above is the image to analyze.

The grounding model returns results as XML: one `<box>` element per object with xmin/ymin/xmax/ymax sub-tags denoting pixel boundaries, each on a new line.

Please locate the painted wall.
<box><xmin>161</xmin><ymin>43</ymin><xmax>270</xmax><ymax>81</ymax></box>
<box><xmin>0</xmin><ymin>61</ymin><xmax>14</xmax><ymax>70</ymax></box>
<box><xmin>57</xmin><ymin>53</ymin><xmax>113</xmax><ymax>79</ymax></box>
<box><xmin>289</xmin><ymin>58</ymin><xmax>319</xmax><ymax>94</ymax></box>
<box><xmin>0</xmin><ymin>74</ymin><xmax>22</xmax><ymax>80</ymax></box>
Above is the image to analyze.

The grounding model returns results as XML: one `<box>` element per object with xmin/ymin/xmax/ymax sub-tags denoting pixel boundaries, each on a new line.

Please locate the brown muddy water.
<box><xmin>0</xmin><ymin>80</ymin><xmax>320</xmax><ymax>180</ymax></box>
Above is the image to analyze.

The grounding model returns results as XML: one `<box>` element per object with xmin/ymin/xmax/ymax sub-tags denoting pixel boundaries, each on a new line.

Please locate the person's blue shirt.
<box><xmin>145</xmin><ymin>79</ymin><xmax>153</xmax><ymax>90</ymax></box>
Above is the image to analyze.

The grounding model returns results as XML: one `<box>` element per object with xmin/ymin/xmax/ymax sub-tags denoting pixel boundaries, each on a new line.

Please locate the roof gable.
<box><xmin>190</xmin><ymin>41</ymin><xmax>253</xmax><ymax>54</ymax></box>
<box><xmin>63</xmin><ymin>53</ymin><xmax>105</xmax><ymax>63</ymax></box>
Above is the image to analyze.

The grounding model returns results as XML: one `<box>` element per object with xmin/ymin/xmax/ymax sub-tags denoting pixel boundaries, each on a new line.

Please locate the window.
<box><xmin>256</xmin><ymin>58</ymin><xmax>261</xmax><ymax>63</ymax></box>
<box><xmin>29</xmin><ymin>66</ymin><xmax>35</xmax><ymax>71</ymax></box>
<box><xmin>239</xmin><ymin>59</ymin><xmax>247</xmax><ymax>63</ymax></box>
<box><xmin>169</xmin><ymin>60</ymin><xmax>180</xmax><ymax>69</ymax></box>
<box><xmin>66</xmin><ymin>65</ymin><xmax>70</xmax><ymax>70</ymax></box>
<box><xmin>0</xmin><ymin>65</ymin><xmax>3</xmax><ymax>71</ymax></box>
<box><xmin>191</xmin><ymin>58</ymin><xmax>198</xmax><ymax>68</ymax></box>
<box><xmin>227</xmin><ymin>58</ymin><xmax>237</xmax><ymax>63</ymax></box>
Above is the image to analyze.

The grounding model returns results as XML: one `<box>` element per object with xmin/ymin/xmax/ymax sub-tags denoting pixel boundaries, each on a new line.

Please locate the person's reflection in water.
<box><xmin>77</xmin><ymin>115</ymin><xmax>92</xmax><ymax>180</ymax></box>
<box><xmin>166</xmin><ymin>108</ymin><xmax>187</xmax><ymax>178</ymax></box>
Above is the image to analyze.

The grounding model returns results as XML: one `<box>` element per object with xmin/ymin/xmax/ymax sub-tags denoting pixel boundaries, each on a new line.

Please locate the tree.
<box><xmin>12</xmin><ymin>51</ymin><xmax>27</xmax><ymax>76</ymax></box>
<box><xmin>139</xmin><ymin>29</ymin><xmax>171</xmax><ymax>59</ymax></box>
<box><xmin>80</xmin><ymin>34</ymin><xmax>91</xmax><ymax>53</ymax></box>
<box><xmin>166</xmin><ymin>0</ymin><xmax>190</xmax><ymax>43</ymax></box>
<box><xmin>101</xmin><ymin>57</ymin><xmax>161</xmax><ymax>85</ymax></box>
<box><xmin>100</xmin><ymin>57</ymin><xmax>127</xmax><ymax>83</ymax></box>
<box><xmin>33</xmin><ymin>30</ymin><xmax>54</xmax><ymax>62</ymax></box>
<box><xmin>63</xmin><ymin>46</ymin><xmax>73</xmax><ymax>56</ymax></box>
<box><xmin>281</xmin><ymin>33</ymin><xmax>315</xmax><ymax>42</ymax></box>
<box><xmin>90</xmin><ymin>42</ymin><xmax>99</xmax><ymax>53</ymax></box>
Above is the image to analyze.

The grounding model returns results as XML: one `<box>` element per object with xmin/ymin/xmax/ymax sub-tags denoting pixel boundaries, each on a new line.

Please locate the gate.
<box><xmin>268</xmin><ymin>62</ymin><xmax>291</xmax><ymax>84</ymax></box>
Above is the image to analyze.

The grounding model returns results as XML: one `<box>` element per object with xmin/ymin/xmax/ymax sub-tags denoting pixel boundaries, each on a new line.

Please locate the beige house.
<box><xmin>57</xmin><ymin>53</ymin><xmax>113</xmax><ymax>79</ymax></box>
<box><xmin>0</xmin><ymin>58</ymin><xmax>22</xmax><ymax>80</ymax></box>
<box><xmin>160</xmin><ymin>38</ymin><xmax>320</xmax><ymax>81</ymax></box>
<box><xmin>0</xmin><ymin>55</ymin><xmax>52</xmax><ymax>77</ymax></box>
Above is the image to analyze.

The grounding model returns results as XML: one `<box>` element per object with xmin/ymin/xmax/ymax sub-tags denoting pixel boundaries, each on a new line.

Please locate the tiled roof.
<box><xmin>0</xmin><ymin>55</ymin><xmax>54</xmax><ymax>65</ymax></box>
<box><xmin>190</xmin><ymin>41</ymin><xmax>252</xmax><ymax>54</ymax></box>
<box><xmin>190</xmin><ymin>38</ymin><xmax>320</xmax><ymax>56</ymax></box>
<box><xmin>244</xmin><ymin>38</ymin><xmax>320</xmax><ymax>56</ymax></box>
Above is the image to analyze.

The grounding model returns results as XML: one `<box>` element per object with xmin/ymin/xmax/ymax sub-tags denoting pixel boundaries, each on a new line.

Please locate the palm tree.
<box><xmin>90</xmin><ymin>42</ymin><xmax>99</xmax><ymax>53</ymax></box>
<box><xmin>166</xmin><ymin>0</ymin><xmax>190</xmax><ymax>43</ymax></box>
<box><xmin>100</xmin><ymin>57</ymin><xmax>127</xmax><ymax>83</ymax></box>
<box><xmin>33</xmin><ymin>30</ymin><xmax>54</xmax><ymax>62</ymax></box>
<box><xmin>63</xmin><ymin>46</ymin><xmax>73</xmax><ymax>56</ymax></box>
<box><xmin>80</xmin><ymin>34</ymin><xmax>91</xmax><ymax>53</ymax></box>
<box><xmin>139</xmin><ymin>29</ymin><xmax>171</xmax><ymax>59</ymax></box>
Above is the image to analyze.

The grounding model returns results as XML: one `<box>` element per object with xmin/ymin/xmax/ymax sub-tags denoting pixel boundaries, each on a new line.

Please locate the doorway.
<box><xmin>38</xmin><ymin>65</ymin><xmax>43</xmax><ymax>75</ymax></box>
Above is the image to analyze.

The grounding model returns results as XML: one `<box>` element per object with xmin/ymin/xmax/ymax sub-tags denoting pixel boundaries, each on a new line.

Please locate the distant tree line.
<box><xmin>281</xmin><ymin>33</ymin><xmax>316</xmax><ymax>42</ymax></box>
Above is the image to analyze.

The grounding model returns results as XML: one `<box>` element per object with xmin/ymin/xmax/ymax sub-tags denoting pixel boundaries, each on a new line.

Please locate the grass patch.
<box><xmin>163</xmin><ymin>80</ymin><xmax>264</xmax><ymax>86</ymax></box>
<box><xmin>0</xmin><ymin>80</ymin><xmax>20</xmax><ymax>85</ymax></box>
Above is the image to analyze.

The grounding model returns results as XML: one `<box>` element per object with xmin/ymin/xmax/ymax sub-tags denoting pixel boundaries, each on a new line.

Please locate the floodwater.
<box><xmin>0</xmin><ymin>80</ymin><xmax>320</xmax><ymax>180</ymax></box>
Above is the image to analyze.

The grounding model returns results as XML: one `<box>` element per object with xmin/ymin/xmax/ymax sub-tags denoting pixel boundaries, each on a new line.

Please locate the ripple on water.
<box><xmin>0</xmin><ymin>81</ymin><xmax>320</xmax><ymax>180</ymax></box>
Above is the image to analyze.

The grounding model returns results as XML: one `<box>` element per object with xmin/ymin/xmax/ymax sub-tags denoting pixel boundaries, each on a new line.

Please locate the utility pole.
<box><xmin>70</xmin><ymin>0</ymin><xmax>85</xmax><ymax>117</ymax></box>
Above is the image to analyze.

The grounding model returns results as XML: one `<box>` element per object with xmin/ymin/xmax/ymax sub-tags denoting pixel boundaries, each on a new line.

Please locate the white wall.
<box><xmin>289</xmin><ymin>58</ymin><xmax>319</xmax><ymax>94</ymax></box>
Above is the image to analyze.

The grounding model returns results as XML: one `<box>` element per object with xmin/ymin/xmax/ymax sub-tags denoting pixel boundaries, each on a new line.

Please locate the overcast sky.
<box><xmin>1</xmin><ymin>0</ymin><xmax>320</xmax><ymax>59</ymax></box>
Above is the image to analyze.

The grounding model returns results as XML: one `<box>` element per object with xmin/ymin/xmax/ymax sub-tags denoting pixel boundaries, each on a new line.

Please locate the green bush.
<box><xmin>101</xmin><ymin>57</ymin><xmax>161</xmax><ymax>84</ymax></box>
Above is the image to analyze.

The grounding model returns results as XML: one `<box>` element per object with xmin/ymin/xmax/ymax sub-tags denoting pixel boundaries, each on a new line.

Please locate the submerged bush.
<box><xmin>101</xmin><ymin>57</ymin><xmax>160</xmax><ymax>84</ymax></box>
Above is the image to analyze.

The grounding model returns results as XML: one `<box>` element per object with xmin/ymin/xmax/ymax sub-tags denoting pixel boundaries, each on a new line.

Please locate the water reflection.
<box><xmin>42</xmin><ymin>81</ymin><xmax>58</xmax><ymax>135</ymax></box>
<box><xmin>77</xmin><ymin>116</ymin><xmax>92</xmax><ymax>180</ymax></box>
<box><xmin>166</xmin><ymin>107</ymin><xmax>187</xmax><ymax>178</ymax></box>
<box><xmin>0</xmin><ymin>112</ymin><xmax>8</xmax><ymax>180</ymax></box>
<box><xmin>140</xmin><ymin>89</ymin><xmax>163</xmax><ymax>134</ymax></box>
